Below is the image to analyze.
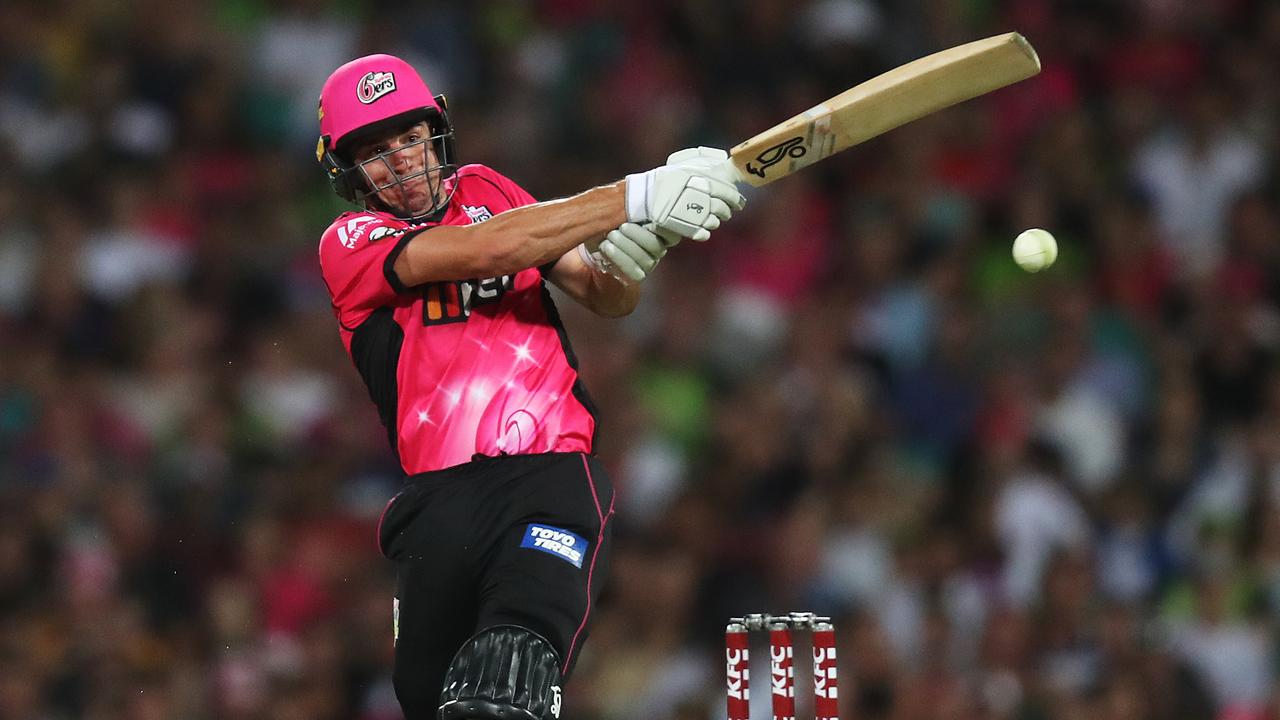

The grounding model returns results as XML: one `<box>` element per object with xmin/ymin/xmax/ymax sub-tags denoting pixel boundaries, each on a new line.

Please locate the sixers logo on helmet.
<box><xmin>357</xmin><ymin>71</ymin><xmax>397</xmax><ymax>104</ymax></box>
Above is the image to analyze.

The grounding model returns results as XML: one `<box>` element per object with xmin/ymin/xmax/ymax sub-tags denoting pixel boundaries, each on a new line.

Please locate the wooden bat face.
<box><xmin>727</xmin><ymin>33</ymin><xmax>1041</xmax><ymax>186</ymax></box>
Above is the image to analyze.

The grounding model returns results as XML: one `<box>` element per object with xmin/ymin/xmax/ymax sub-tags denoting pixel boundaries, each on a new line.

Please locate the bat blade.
<box><xmin>729</xmin><ymin>32</ymin><xmax>1041</xmax><ymax>186</ymax></box>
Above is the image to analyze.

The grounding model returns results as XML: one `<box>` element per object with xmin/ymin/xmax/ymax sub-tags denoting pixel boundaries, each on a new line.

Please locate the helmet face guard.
<box><xmin>317</xmin><ymin>54</ymin><xmax>459</xmax><ymax>221</ymax></box>
<box><xmin>319</xmin><ymin>101</ymin><xmax>458</xmax><ymax>220</ymax></box>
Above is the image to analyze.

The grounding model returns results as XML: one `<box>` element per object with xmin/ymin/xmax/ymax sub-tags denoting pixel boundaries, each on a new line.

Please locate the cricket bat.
<box><xmin>727</xmin><ymin>32</ymin><xmax>1041</xmax><ymax>186</ymax></box>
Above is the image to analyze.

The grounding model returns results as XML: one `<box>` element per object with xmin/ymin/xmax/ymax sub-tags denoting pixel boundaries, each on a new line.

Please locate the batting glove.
<box><xmin>667</xmin><ymin>146</ymin><xmax>746</xmax><ymax>188</ymax></box>
<box><xmin>625</xmin><ymin>164</ymin><xmax>745</xmax><ymax>242</ymax></box>
<box><xmin>580</xmin><ymin>222</ymin><xmax>672</xmax><ymax>284</ymax></box>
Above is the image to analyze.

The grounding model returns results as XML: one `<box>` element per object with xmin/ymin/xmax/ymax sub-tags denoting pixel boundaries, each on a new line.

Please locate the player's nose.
<box><xmin>390</xmin><ymin>147</ymin><xmax>415</xmax><ymax>172</ymax></box>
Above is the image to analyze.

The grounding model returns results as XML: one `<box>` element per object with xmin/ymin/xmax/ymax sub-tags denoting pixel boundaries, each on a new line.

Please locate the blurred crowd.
<box><xmin>2</xmin><ymin>0</ymin><xmax>1280</xmax><ymax>718</ymax></box>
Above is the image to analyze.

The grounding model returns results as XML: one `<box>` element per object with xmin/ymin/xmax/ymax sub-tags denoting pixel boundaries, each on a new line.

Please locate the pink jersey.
<box><xmin>318</xmin><ymin>165</ymin><xmax>597</xmax><ymax>474</ymax></box>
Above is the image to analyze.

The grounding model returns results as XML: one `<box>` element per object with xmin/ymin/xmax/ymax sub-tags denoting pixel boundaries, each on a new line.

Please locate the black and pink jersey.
<box><xmin>318</xmin><ymin>164</ymin><xmax>597</xmax><ymax>474</ymax></box>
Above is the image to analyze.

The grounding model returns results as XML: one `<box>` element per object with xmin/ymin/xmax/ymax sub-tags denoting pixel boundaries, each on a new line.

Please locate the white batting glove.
<box><xmin>666</xmin><ymin>146</ymin><xmax>746</xmax><ymax>188</ymax></box>
<box><xmin>625</xmin><ymin>165</ymin><xmax>745</xmax><ymax>242</ymax></box>
<box><xmin>579</xmin><ymin>223</ymin><xmax>670</xmax><ymax>284</ymax></box>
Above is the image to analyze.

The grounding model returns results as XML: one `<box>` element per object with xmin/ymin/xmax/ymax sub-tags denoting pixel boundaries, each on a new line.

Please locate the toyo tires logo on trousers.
<box><xmin>520</xmin><ymin>524</ymin><xmax>587</xmax><ymax>568</ymax></box>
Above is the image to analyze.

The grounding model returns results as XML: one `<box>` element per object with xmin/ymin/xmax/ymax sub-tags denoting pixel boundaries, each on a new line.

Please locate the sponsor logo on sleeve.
<box><xmin>520</xmin><ymin>524</ymin><xmax>587</xmax><ymax>568</ymax></box>
<box><xmin>335</xmin><ymin>215</ymin><xmax>379</xmax><ymax>249</ymax></box>
<box><xmin>462</xmin><ymin>204</ymin><xmax>493</xmax><ymax>223</ymax></box>
<box><xmin>368</xmin><ymin>225</ymin><xmax>403</xmax><ymax>242</ymax></box>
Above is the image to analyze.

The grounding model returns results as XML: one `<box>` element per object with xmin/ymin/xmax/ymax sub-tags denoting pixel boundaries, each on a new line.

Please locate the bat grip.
<box><xmin>722</xmin><ymin>157</ymin><xmax>747</xmax><ymax>184</ymax></box>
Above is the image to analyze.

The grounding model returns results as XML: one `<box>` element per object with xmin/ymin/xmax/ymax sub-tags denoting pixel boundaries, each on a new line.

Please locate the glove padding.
<box><xmin>580</xmin><ymin>223</ymin><xmax>673</xmax><ymax>284</ymax></box>
<box><xmin>666</xmin><ymin>146</ymin><xmax>745</xmax><ymax>188</ymax></box>
<box><xmin>625</xmin><ymin>164</ymin><xmax>745</xmax><ymax>242</ymax></box>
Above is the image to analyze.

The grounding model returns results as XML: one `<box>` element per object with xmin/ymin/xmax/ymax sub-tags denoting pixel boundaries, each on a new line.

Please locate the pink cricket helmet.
<box><xmin>316</xmin><ymin>54</ymin><xmax>456</xmax><ymax>209</ymax></box>
<box><xmin>319</xmin><ymin>54</ymin><xmax>442</xmax><ymax>155</ymax></box>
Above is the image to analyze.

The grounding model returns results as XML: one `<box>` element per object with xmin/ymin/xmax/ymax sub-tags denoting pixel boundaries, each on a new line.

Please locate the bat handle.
<box><xmin>723</xmin><ymin>157</ymin><xmax>746</xmax><ymax>184</ymax></box>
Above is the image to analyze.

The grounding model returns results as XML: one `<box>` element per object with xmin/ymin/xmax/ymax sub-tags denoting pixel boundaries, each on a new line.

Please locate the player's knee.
<box><xmin>438</xmin><ymin>625</ymin><xmax>563</xmax><ymax>720</ymax></box>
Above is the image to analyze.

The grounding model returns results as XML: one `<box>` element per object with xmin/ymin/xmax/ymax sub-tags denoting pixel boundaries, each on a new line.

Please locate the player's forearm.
<box><xmin>485</xmin><ymin>183</ymin><xmax>627</xmax><ymax>272</ymax></box>
<box><xmin>395</xmin><ymin>183</ymin><xmax>626</xmax><ymax>286</ymax></box>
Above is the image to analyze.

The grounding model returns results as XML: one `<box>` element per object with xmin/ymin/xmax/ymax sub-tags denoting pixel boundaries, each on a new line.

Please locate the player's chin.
<box><xmin>399</xmin><ymin>188</ymin><xmax>439</xmax><ymax>216</ymax></box>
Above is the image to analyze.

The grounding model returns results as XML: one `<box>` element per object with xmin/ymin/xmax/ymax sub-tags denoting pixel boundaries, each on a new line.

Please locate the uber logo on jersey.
<box><xmin>422</xmin><ymin>274</ymin><xmax>514</xmax><ymax>325</ymax></box>
<box><xmin>520</xmin><ymin>524</ymin><xmax>587</xmax><ymax>568</ymax></box>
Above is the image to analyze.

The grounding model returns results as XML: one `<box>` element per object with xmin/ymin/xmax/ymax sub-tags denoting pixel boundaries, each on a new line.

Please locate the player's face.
<box><xmin>353</xmin><ymin>121</ymin><xmax>443</xmax><ymax>216</ymax></box>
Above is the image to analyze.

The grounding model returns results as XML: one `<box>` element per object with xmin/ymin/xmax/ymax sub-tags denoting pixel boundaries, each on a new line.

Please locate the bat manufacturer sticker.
<box><xmin>802</xmin><ymin>103</ymin><xmax>831</xmax><ymax>120</ymax></box>
<box><xmin>807</xmin><ymin>115</ymin><xmax>836</xmax><ymax>162</ymax></box>
<box><xmin>745</xmin><ymin>136</ymin><xmax>807</xmax><ymax>178</ymax></box>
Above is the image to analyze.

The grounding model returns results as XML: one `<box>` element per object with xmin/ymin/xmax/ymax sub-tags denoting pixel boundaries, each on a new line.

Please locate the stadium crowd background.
<box><xmin>1</xmin><ymin>0</ymin><xmax>1279</xmax><ymax>718</ymax></box>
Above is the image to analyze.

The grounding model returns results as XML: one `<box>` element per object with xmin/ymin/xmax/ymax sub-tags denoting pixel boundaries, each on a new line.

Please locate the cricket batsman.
<box><xmin>314</xmin><ymin>54</ymin><xmax>744</xmax><ymax>719</ymax></box>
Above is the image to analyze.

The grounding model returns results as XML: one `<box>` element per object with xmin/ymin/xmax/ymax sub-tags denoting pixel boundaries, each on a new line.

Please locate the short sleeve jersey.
<box><xmin>318</xmin><ymin>164</ymin><xmax>597</xmax><ymax>474</ymax></box>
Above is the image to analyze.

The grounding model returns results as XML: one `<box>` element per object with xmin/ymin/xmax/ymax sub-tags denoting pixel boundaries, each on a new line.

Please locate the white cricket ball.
<box><xmin>1012</xmin><ymin>228</ymin><xmax>1058</xmax><ymax>272</ymax></box>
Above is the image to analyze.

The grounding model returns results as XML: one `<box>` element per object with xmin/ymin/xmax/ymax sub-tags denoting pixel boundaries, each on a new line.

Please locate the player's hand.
<box><xmin>579</xmin><ymin>223</ymin><xmax>670</xmax><ymax>284</ymax></box>
<box><xmin>625</xmin><ymin>164</ymin><xmax>745</xmax><ymax>242</ymax></box>
<box><xmin>667</xmin><ymin>146</ymin><xmax>746</xmax><ymax>189</ymax></box>
<box><xmin>664</xmin><ymin>149</ymin><xmax>745</xmax><ymax>243</ymax></box>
